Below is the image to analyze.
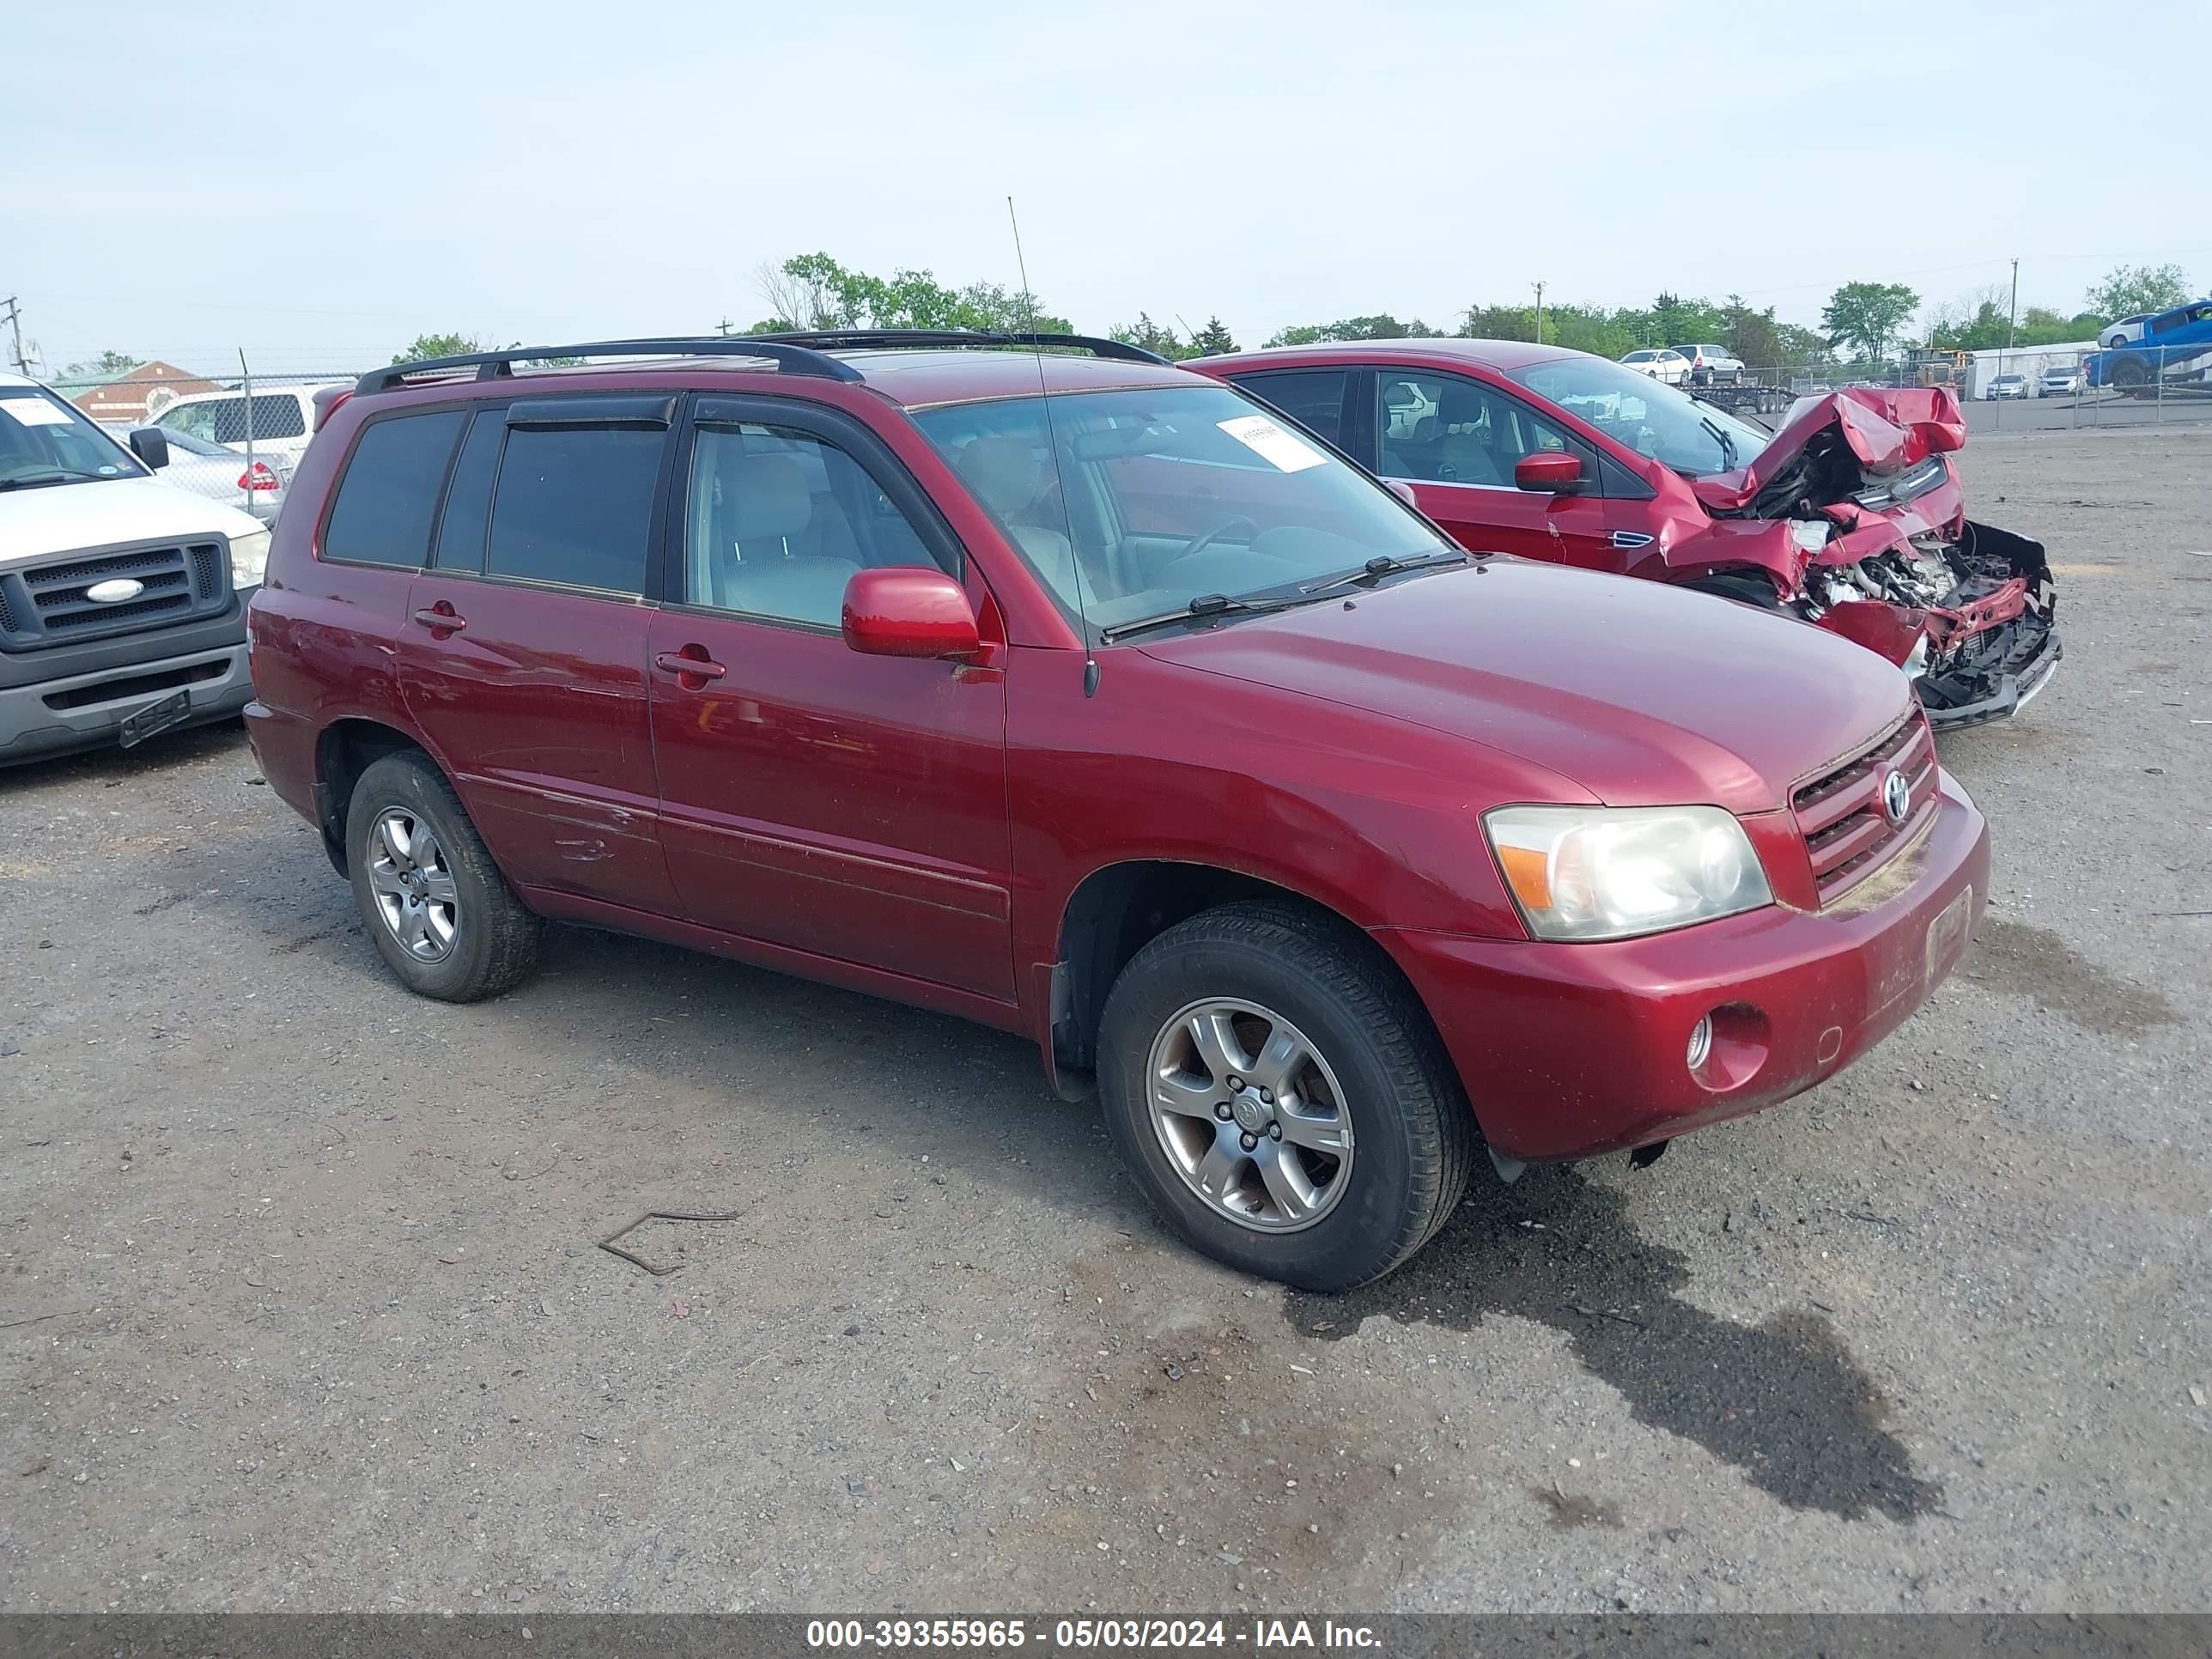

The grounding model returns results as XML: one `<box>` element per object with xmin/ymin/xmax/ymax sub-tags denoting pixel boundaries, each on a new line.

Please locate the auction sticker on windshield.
<box><xmin>0</xmin><ymin>398</ymin><xmax>75</xmax><ymax>427</ymax></box>
<box><xmin>1217</xmin><ymin>414</ymin><xmax>1327</xmax><ymax>472</ymax></box>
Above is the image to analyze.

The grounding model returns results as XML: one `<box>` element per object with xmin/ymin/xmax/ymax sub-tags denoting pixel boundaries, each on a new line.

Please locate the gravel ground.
<box><xmin>2</xmin><ymin>425</ymin><xmax>2207</xmax><ymax>1614</ymax></box>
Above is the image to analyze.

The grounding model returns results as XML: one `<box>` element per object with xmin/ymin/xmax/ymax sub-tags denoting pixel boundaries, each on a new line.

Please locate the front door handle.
<box><xmin>654</xmin><ymin>649</ymin><xmax>726</xmax><ymax>681</ymax></box>
<box><xmin>411</xmin><ymin>606</ymin><xmax>466</xmax><ymax>634</ymax></box>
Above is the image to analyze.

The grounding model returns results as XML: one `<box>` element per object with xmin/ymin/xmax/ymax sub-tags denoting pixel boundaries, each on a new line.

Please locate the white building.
<box><xmin>1965</xmin><ymin>341</ymin><xmax>2097</xmax><ymax>398</ymax></box>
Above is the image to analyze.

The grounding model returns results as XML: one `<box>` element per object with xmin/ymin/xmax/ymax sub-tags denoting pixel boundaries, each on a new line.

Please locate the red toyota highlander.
<box><xmin>246</xmin><ymin>331</ymin><xmax>1987</xmax><ymax>1291</ymax></box>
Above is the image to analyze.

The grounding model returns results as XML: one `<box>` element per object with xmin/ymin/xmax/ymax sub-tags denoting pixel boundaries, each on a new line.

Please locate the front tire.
<box><xmin>1097</xmin><ymin>902</ymin><xmax>1474</xmax><ymax>1291</ymax></box>
<box><xmin>345</xmin><ymin>750</ymin><xmax>540</xmax><ymax>1001</ymax></box>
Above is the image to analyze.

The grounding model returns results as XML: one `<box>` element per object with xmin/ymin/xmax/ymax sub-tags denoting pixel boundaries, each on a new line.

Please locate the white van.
<box><xmin>2</xmin><ymin>373</ymin><xmax>268</xmax><ymax>764</ymax></box>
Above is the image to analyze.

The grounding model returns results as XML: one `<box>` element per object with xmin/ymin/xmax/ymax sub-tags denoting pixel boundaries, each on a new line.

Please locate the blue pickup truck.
<box><xmin>2086</xmin><ymin>298</ymin><xmax>2212</xmax><ymax>395</ymax></box>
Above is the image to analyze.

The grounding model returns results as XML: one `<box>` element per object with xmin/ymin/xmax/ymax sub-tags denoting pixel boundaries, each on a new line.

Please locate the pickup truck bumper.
<box><xmin>1376</xmin><ymin>774</ymin><xmax>1989</xmax><ymax>1161</ymax></box>
<box><xmin>0</xmin><ymin>593</ymin><xmax>252</xmax><ymax>767</ymax></box>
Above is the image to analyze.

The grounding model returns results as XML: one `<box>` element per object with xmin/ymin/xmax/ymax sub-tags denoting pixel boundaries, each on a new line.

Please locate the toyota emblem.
<box><xmin>1881</xmin><ymin>769</ymin><xmax>1912</xmax><ymax>826</ymax></box>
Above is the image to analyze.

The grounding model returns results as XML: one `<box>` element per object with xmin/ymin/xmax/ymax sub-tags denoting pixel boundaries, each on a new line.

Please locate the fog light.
<box><xmin>1686</xmin><ymin>1015</ymin><xmax>1714</xmax><ymax>1073</ymax></box>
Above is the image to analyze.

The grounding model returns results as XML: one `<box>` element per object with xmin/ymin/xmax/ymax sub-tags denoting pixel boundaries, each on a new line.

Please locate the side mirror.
<box><xmin>1384</xmin><ymin>478</ymin><xmax>1419</xmax><ymax>508</ymax></box>
<box><xmin>842</xmin><ymin>567</ymin><xmax>981</xmax><ymax>660</ymax></box>
<box><xmin>128</xmin><ymin>427</ymin><xmax>171</xmax><ymax>470</ymax></box>
<box><xmin>1514</xmin><ymin>451</ymin><xmax>1583</xmax><ymax>494</ymax></box>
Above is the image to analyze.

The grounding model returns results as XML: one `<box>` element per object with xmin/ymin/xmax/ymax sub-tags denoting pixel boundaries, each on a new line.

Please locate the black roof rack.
<box><xmin>356</xmin><ymin>337</ymin><xmax>867</xmax><ymax>396</ymax></box>
<box><xmin>750</xmin><ymin>329</ymin><xmax>1173</xmax><ymax>367</ymax></box>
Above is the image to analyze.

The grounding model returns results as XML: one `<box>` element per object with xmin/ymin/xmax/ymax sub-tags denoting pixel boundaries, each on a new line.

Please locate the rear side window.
<box><xmin>161</xmin><ymin>393</ymin><xmax>306</xmax><ymax>443</ymax></box>
<box><xmin>487</xmin><ymin>425</ymin><xmax>665</xmax><ymax>594</ymax></box>
<box><xmin>321</xmin><ymin>410</ymin><xmax>467</xmax><ymax>568</ymax></box>
<box><xmin>1227</xmin><ymin>368</ymin><xmax>1349</xmax><ymax>446</ymax></box>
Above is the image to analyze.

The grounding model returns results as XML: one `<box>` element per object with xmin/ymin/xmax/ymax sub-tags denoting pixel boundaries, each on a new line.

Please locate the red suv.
<box><xmin>1190</xmin><ymin>340</ymin><xmax>2060</xmax><ymax>728</ymax></box>
<box><xmin>246</xmin><ymin>331</ymin><xmax>1987</xmax><ymax>1291</ymax></box>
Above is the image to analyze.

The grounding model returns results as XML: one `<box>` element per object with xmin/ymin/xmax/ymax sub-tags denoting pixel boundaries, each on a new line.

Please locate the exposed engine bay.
<box><xmin>1686</xmin><ymin>387</ymin><xmax>2060</xmax><ymax>728</ymax></box>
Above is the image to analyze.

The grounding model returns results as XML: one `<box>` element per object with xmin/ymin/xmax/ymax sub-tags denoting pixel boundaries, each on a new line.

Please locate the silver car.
<box><xmin>104</xmin><ymin>422</ymin><xmax>288</xmax><ymax>521</ymax></box>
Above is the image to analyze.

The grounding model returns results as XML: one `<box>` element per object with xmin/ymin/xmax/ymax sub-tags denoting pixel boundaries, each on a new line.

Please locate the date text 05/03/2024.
<box><xmin>805</xmin><ymin>1618</ymin><xmax>1383</xmax><ymax>1650</ymax></box>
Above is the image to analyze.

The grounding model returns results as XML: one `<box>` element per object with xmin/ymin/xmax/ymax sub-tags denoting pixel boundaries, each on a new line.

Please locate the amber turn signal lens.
<box><xmin>1496</xmin><ymin>843</ymin><xmax>1552</xmax><ymax>911</ymax></box>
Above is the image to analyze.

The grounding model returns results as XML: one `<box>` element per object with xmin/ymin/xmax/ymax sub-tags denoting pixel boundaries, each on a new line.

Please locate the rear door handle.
<box><xmin>411</xmin><ymin>606</ymin><xmax>466</xmax><ymax>633</ymax></box>
<box><xmin>654</xmin><ymin>650</ymin><xmax>726</xmax><ymax>680</ymax></box>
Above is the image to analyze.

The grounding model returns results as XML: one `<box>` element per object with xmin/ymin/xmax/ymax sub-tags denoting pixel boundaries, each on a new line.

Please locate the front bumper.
<box><xmin>1376</xmin><ymin>774</ymin><xmax>1989</xmax><ymax>1161</ymax></box>
<box><xmin>0</xmin><ymin>594</ymin><xmax>253</xmax><ymax>767</ymax></box>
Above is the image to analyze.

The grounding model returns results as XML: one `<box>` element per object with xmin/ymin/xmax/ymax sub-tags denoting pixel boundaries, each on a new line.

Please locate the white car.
<box><xmin>2</xmin><ymin>373</ymin><xmax>266</xmax><ymax>763</ymax></box>
<box><xmin>1677</xmin><ymin>343</ymin><xmax>1745</xmax><ymax>381</ymax></box>
<box><xmin>2099</xmin><ymin>315</ymin><xmax>2148</xmax><ymax>351</ymax></box>
<box><xmin>1620</xmin><ymin>348</ymin><xmax>1690</xmax><ymax>385</ymax></box>
<box><xmin>2039</xmin><ymin>364</ymin><xmax>2084</xmax><ymax>397</ymax></box>
<box><xmin>99</xmin><ymin>423</ymin><xmax>289</xmax><ymax>523</ymax></box>
<box><xmin>149</xmin><ymin>382</ymin><xmax>340</xmax><ymax>467</ymax></box>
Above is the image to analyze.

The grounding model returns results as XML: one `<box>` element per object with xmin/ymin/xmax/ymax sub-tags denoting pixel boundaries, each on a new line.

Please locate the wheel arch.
<box><xmin>313</xmin><ymin>716</ymin><xmax>436</xmax><ymax>876</ymax></box>
<box><xmin>1043</xmin><ymin>859</ymin><xmax>1440</xmax><ymax>1103</ymax></box>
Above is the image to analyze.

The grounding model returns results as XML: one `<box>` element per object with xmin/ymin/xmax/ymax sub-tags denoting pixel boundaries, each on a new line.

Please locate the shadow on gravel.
<box><xmin>1284</xmin><ymin>1166</ymin><xmax>1942</xmax><ymax>1523</ymax></box>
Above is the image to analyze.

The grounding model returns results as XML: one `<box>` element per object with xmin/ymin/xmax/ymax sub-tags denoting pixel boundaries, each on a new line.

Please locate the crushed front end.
<box><xmin>1690</xmin><ymin>387</ymin><xmax>2061</xmax><ymax>729</ymax></box>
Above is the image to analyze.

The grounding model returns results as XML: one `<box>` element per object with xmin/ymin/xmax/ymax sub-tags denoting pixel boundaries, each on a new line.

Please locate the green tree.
<box><xmin>1264</xmin><ymin>313</ymin><xmax>1441</xmax><ymax>347</ymax></box>
<box><xmin>1775</xmin><ymin>324</ymin><xmax>1835</xmax><ymax>365</ymax></box>
<box><xmin>2084</xmin><ymin>263</ymin><xmax>2192</xmax><ymax>323</ymax></box>
<box><xmin>392</xmin><ymin>332</ymin><xmax>483</xmax><ymax>364</ymax></box>
<box><xmin>1460</xmin><ymin>303</ymin><xmax>1534</xmax><ymax>340</ymax></box>
<box><xmin>1820</xmin><ymin>282</ymin><xmax>1920</xmax><ymax>362</ymax></box>
<box><xmin>1719</xmin><ymin>295</ymin><xmax>1785</xmax><ymax>368</ymax></box>
<box><xmin>64</xmin><ymin>349</ymin><xmax>143</xmax><ymax>379</ymax></box>
<box><xmin>1109</xmin><ymin>313</ymin><xmax>1195</xmax><ymax>360</ymax></box>
<box><xmin>750</xmin><ymin>253</ymin><xmax>1069</xmax><ymax>336</ymax></box>
<box><xmin>1651</xmin><ymin>292</ymin><xmax>1731</xmax><ymax>347</ymax></box>
<box><xmin>1189</xmin><ymin>316</ymin><xmax>1237</xmax><ymax>357</ymax></box>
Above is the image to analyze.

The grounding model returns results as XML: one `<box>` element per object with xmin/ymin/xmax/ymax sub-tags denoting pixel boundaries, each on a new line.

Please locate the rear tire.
<box><xmin>1097</xmin><ymin>902</ymin><xmax>1475</xmax><ymax>1291</ymax></box>
<box><xmin>345</xmin><ymin>750</ymin><xmax>540</xmax><ymax>1001</ymax></box>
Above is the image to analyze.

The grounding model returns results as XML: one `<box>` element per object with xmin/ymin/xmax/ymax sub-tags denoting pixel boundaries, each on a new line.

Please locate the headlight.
<box><xmin>228</xmin><ymin>527</ymin><xmax>270</xmax><ymax>589</ymax></box>
<box><xmin>1485</xmin><ymin>804</ymin><xmax>1772</xmax><ymax>942</ymax></box>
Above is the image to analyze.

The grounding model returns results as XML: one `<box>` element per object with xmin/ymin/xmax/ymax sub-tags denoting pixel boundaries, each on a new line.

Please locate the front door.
<box><xmin>394</xmin><ymin>395</ymin><xmax>678</xmax><ymax>915</ymax></box>
<box><xmin>1367</xmin><ymin>369</ymin><xmax>1616</xmax><ymax>569</ymax></box>
<box><xmin>647</xmin><ymin>396</ymin><xmax>1015</xmax><ymax>1003</ymax></box>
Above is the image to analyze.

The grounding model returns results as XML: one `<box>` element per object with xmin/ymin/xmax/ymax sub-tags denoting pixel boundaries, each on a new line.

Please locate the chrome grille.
<box><xmin>1791</xmin><ymin>717</ymin><xmax>1939</xmax><ymax>903</ymax></box>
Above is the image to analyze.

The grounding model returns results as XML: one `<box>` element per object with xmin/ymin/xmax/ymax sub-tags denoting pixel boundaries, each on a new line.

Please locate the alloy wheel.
<box><xmin>1145</xmin><ymin>998</ymin><xmax>1355</xmax><ymax>1233</ymax></box>
<box><xmin>366</xmin><ymin>807</ymin><xmax>459</xmax><ymax>963</ymax></box>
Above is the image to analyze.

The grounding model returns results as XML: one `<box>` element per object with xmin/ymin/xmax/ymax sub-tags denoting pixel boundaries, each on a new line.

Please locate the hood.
<box><xmin>0</xmin><ymin>474</ymin><xmax>264</xmax><ymax>569</ymax></box>
<box><xmin>1690</xmin><ymin>386</ymin><xmax>1967</xmax><ymax>515</ymax></box>
<box><xmin>1135</xmin><ymin>559</ymin><xmax>1914</xmax><ymax>814</ymax></box>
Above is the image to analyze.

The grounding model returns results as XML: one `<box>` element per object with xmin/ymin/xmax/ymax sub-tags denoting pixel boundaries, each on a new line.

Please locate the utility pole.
<box><xmin>1</xmin><ymin>296</ymin><xmax>26</xmax><ymax>377</ymax></box>
<box><xmin>2005</xmin><ymin>257</ymin><xmax>2019</xmax><ymax>350</ymax></box>
<box><xmin>1533</xmin><ymin>282</ymin><xmax>1545</xmax><ymax>346</ymax></box>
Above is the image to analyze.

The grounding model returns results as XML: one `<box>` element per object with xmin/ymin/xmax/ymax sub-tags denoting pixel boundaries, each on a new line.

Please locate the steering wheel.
<box><xmin>1170</xmin><ymin>516</ymin><xmax>1261</xmax><ymax>566</ymax></box>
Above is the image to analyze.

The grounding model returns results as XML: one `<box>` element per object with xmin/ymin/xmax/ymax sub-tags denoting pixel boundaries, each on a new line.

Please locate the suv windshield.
<box><xmin>1505</xmin><ymin>356</ymin><xmax>1769</xmax><ymax>478</ymax></box>
<box><xmin>0</xmin><ymin>387</ymin><xmax>143</xmax><ymax>491</ymax></box>
<box><xmin>912</xmin><ymin>383</ymin><xmax>1448</xmax><ymax>635</ymax></box>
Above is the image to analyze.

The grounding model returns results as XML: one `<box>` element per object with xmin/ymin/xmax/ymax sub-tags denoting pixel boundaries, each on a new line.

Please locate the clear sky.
<box><xmin>10</xmin><ymin>0</ymin><xmax>2209</xmax><ymax>376</ymax></box>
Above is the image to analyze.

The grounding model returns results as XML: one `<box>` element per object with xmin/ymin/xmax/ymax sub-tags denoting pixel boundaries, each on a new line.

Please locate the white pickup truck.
<box><xmin>2</xmin><ymin>371</ymin><xmax>268</xmax><ymax>765</ymax></box>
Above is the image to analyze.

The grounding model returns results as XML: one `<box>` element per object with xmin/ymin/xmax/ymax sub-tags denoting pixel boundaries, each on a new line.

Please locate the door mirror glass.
<box><xmin>842</xmin><ymin>567</ymin><xmax>981</xmax><ymax>660</ymax></box>
<box><xmin>1514</xmin><ymin>451</ymin><xmax>1584</xmax><ymax>494</ymax></box>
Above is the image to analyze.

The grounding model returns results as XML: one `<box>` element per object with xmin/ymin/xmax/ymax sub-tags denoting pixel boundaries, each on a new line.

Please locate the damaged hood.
<box><xmin>1135</xmin><ymin>559</ymin><xmax>1914</xmax><ymax>815</ymax></box>
<box><xmin>1689</xmin><ymin>386</ymin><xmax>1967</xmax><ymax>515</ymax></box>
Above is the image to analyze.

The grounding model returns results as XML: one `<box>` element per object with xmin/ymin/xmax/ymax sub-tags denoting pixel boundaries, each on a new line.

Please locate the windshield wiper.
<box><xmin>1102</xmin><ymin>591</ymin><xmax>1327</xmax><ymax>642</ymax></box>
<box><xmin>1698</xmin><ymin>416</ymin><xmax>1738</xmax><ymax>471</ymax></box>
<box><xmin>0</xmin><ymin>469</ymin><xmax>102</xmax><ymax>492</ymax></box>
<box><xmin>1299</xmin><ymin>549</ymin><xmax>1468</xmax><ymax>598</ymax></box>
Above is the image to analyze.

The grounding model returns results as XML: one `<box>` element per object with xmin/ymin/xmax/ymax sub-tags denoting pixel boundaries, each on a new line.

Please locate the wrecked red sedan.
<box><xmin>1192</xmin><ymin>341</ymin><xmax>2060</xmax><ymax>727</ymax></box>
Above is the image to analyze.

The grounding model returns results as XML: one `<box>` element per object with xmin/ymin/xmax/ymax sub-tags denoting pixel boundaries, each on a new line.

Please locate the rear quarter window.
<box><xmin>321</xmin><ymin>410</ymin><xmax>468</xmax><ymax>568</ymax></box>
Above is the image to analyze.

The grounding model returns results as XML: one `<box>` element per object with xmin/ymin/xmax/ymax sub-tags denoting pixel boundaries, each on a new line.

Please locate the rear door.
<box><xmin>1363</xmin><ymin>369</ymin><xmax>1613</xmax><ymax>567</ymax></box>
<box><xmin>397</xmin><ymin>393</ymin><xmax>678</xmax><ymax>915</ymax></box>
<box><xmin>645</xmin><ymin>394</ymin><xmax>1015</xmax><ymax>1003</ymax></box>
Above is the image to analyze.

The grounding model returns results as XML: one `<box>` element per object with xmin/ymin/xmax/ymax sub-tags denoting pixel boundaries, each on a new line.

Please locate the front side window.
<box><xmin>1507</xmin><ymin>355</ymin><xmax>1770</xmax><ymax>478</ymax></box>
<box><xmin>911</xmin><ymin>383</ymin><xmax>1445</xmax><ymax>635</ymax></box>
<box><xmin>161</xmin><ymin>394</ymin><xmax>305</xmax><ymax>443</ymax></box>
<box><xmin>0</xmin><ymin>387</ymin><xmax>140</xmax><ymax>489</ymax></box>
<box><xmin>322</xmin><ymin>410</ymin><xmax>467</xmax><ymax>568</ymax></box>
<box><xmin>486</xmin><ymin>424</ymin><xmax>664</xmax><ymax>594</ymax></box>
<box><xmin>158</xmin><ymin>398</ymin><xmax>228</xmax><ymax>441</ymax></box>
<box><xmin>1374</xmin><ymin>372</ymin><xmax>1580</xmax><ymax>487</ymax></box>
<box><xmin>683</xmin><ymin>422</ymin><xmax>945</xmax><ymax>628</ymax></box>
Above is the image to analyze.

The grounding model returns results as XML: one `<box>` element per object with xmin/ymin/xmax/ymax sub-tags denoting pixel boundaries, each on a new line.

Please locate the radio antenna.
<box><xmin>1007</xmin><ymin>195</ymin><xmax>1100</xmax><ymax>697</ymax></box>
